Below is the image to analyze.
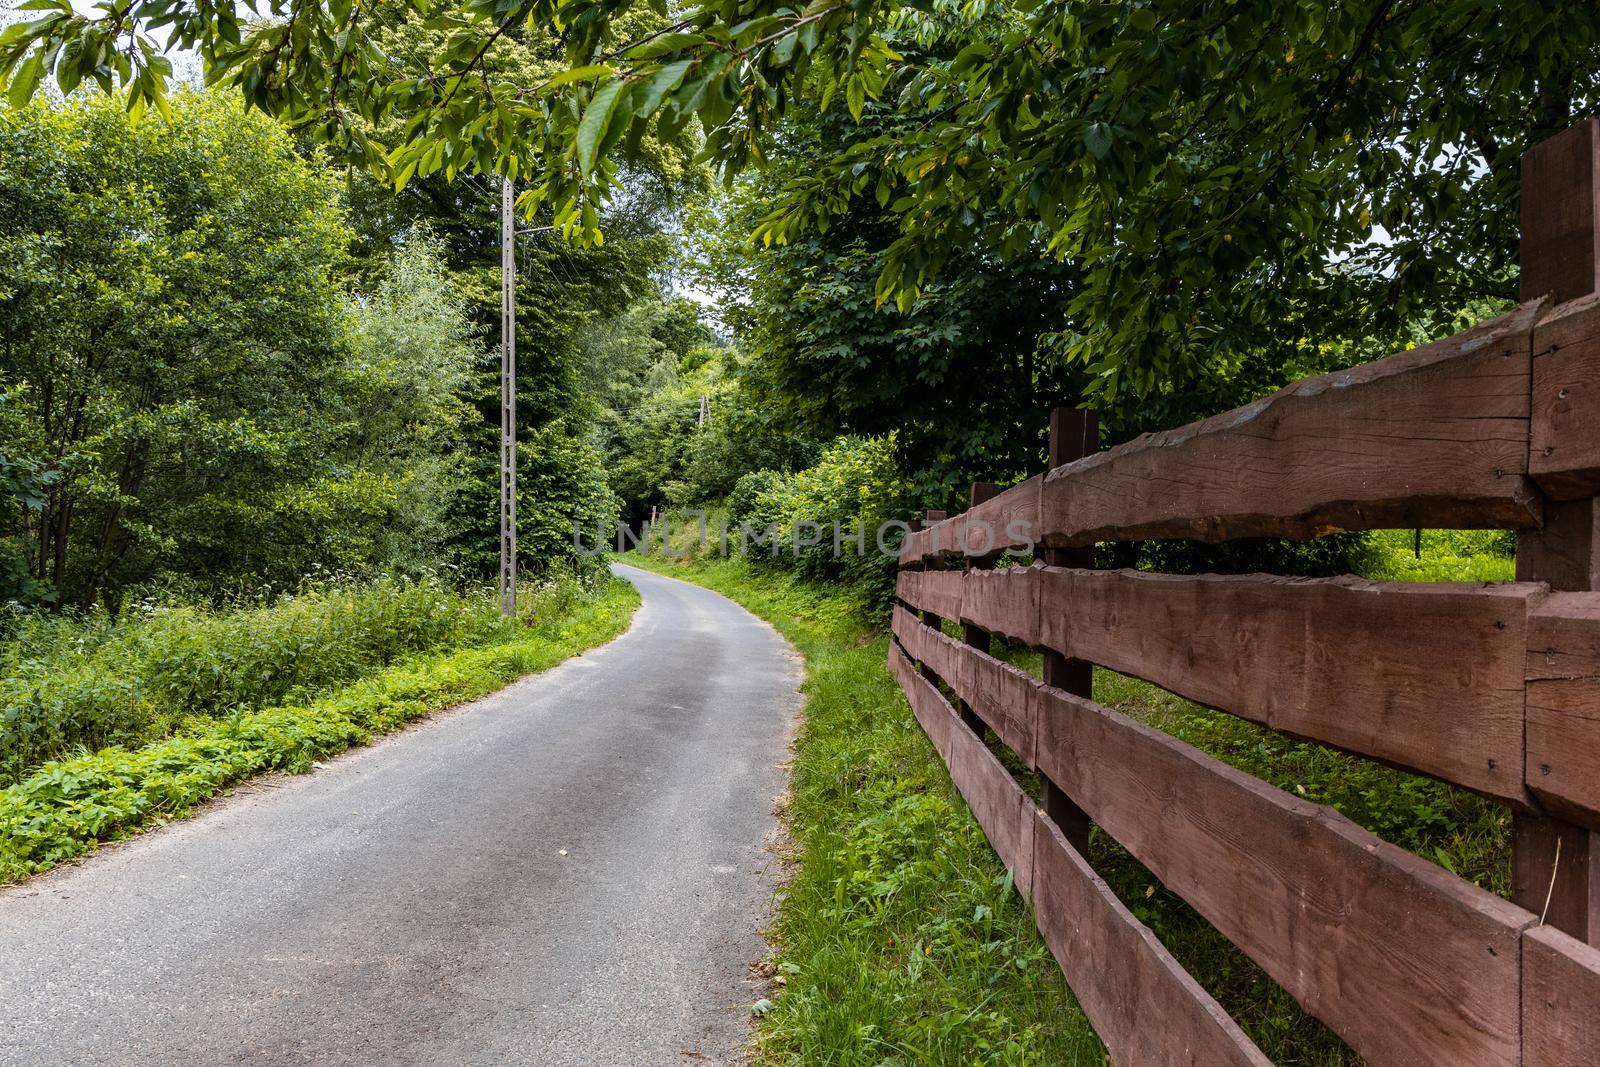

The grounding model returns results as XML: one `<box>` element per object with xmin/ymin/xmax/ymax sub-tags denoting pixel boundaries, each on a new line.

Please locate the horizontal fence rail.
<box><xmin>887</xmin><ymin>119</ymin><xmax>1600</xmax><ymax>1066</ymax></box>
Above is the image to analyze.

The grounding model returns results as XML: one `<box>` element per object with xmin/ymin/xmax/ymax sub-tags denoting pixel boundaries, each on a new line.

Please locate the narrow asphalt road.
<box><xmin>0</xmin><ymin>564</ymin><xmax>802</xmax><ymax>1066</ymax></box>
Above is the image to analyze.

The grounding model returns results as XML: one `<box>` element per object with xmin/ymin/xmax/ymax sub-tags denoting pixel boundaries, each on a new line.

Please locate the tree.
<box><xmin>0</xmin><ymin>389</ymin><xmax>51</xmax><ymax>607</ymax></box>
<box><xmin>689</xmin><ymin>86</ymin><xmax>1081</xmax><ymax>504</ymax></box>
<box><xmin>0</xmin><ymin>90</ymin><xmax>356</xmax><ymax>606</ymax></box>
<box><xmin>7</xmin><ymin>1</ymin><xmax>1595</xmax><ymax>404</ymax></box>
<box><xmin>0</xmin><ymin>90</ymin><xmax>501</xmax><ymax>606</ymax></box>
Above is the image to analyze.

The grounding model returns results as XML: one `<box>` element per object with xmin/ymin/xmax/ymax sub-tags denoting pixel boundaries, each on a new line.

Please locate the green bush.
<box><xmin>748</xmin><ymin>435</ymin><xmax>917</xmax><ymax>610</ymax></box>
<box><xmin>726</xmin><ymin>469</ymin><xmax>785</xmax><ymax>529</ymax></box>
<box><xmin>0</xmin><ymin>575</ymin><xmax>518</xmax><ymax>786</ymax></box>
<box><xmin>0</xmin><ymin>574</ymin><xmax>639</xmax><ymax>882</ymax></box>
<box><xmin>1359</xmin><ymin>529</ymin><xmax>1516</xmax><ymax>582</ymax></box>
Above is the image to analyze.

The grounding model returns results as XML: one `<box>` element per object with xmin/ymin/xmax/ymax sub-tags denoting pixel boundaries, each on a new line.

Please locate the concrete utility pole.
<box><xmin>698</xmin><ymin>395</ymin><xmax>708</xmax><ymax>426</ymax></box>
<box><xmin>499</xmin><ymin>175</ymin><xmax>517</xmax><ymax>617</ymax></box>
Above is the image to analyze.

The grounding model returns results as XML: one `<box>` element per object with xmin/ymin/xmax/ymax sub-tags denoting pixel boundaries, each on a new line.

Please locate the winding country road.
<box><xmin>0</xmin><ymin>564</ymin><xmax>802</xmax><ymax>1065</ymax></box>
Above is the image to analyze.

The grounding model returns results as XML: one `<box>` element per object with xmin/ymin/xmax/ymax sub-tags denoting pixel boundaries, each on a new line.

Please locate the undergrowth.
<box><xmin>0</xmin><ymin>573</ymin><xmax>638</xmax><ymax>883</ymax></box>
<box><xmin>629</xmin><ymin>553</ymin><xmax>1102</xmax><ymax>1066</ymax></box>
<box><xmin>636</xmin><ymin>526</ymin><xmax>1520</xmax><ymax>1066</ymax></box>
<box><xmin>0</xmin><ymin>575</ymin><xmax>516</xmax><ymax>786</ymax></box>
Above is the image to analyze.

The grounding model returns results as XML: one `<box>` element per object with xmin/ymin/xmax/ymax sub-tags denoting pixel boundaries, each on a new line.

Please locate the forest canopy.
<box><xmin>4</xmin><ymin>0</ymin><xmax>1596</xmax><ymax>403</ymax></box>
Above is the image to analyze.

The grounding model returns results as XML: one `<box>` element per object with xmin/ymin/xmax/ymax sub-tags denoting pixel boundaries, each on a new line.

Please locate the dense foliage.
<box><xmin>0</xmin><ymin>574</ymin><xmax>506</xmax><ymax>786</ymax></box>
<box><xmin>9</xmin><ymin>0</ymin><xmax>1595</xmax><ymax>409</ymax></box>
<box><xmin>0</xmin><ymin>91</ymin><xmax>355</xmax><ymax>607</ymax></box>
<box><xmin>0</xmin><ymin>82</ymin><xmax>700</xmax><ymax>611</ymax></box>
<box><xmin>0</xmin><ymin>572</ymin><xmax>639</xmax><ymax>882</ymax></box>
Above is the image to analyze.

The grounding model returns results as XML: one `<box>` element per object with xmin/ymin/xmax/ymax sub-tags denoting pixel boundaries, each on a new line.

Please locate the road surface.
<box><xmin>0</xmin><ymin>563</ymin><xmax>802</xmax><ymax>1065</ymax></box>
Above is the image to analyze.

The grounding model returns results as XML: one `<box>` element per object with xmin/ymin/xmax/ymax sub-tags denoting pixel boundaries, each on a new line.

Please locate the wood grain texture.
<box><xmin>1523</xmin><ymin>924</ymin><xmax>1600</xmax><ymax>1066</ymax></box>
<box><xmin>1512</xmin><ymin>815</ymin><xmax>1599</xmax><ymax>945</ymax></box>
<box><xmin>1530</xmin><ymin>295</ymin><xmax>1600</xmax><ymax>499</ymax></box>
<box><xmin>891</xmin><ymin>604</ymin><xmax>965</xmax><ymax>693</ymax></box>
<box><xmin>1029</xmin><ymin>811</ymin><xmax>1272</xmax><ymax>1067</ymax></box>
<box><xmin>1521</xmin><ymin>118</ymin><xmax>1600</xmax><ymax>305</ymax></box>
<box><xmin>1526</xmin><ymin>593</ymin><xmax>1600</xmax><ymax>828</ymax></box>
<box><xmin>1517</xmin><ymin>497</ymin><xmax>1600</xmax><ymax>590</ymax></box>
<box><xmin>897</xmin><ymin>514</ymin><xmax>960</xmax><ymax>565</ymax></box>
<box><xmin>1033</xmin><ymin>566</ymin><xmax>1536</xmax><ymax>802</ymax></box>
<box><xmin>894</xmin><ymin>583</ymin><xmax>1037</xmax><ymax>764</ymax></box>
<box><xmin>892</xmin><ymin>642</ymin><xmax>1036</xmax><ymax>893</ymax></box>
<box><xmin>961</xmin><ymin>565</ymin><xmax>1043</xmax><ymax>646</ymax></box>
<box><xmin>960</xmin><ymin>475</ymin><xmax>1041</xmax><ymax>557</ymax></box>
<box><xmin>1033</xmin><ymin>684</ymin><xmax>1533</xmax><ymax>1067</ymax></box>
<box><xmin>1033</xmin><ymin>301</ymin><xmax>1545</xmax><ymax>546</ymax></box>
<box><xmin>962</xmin><ymin>646</ymin><xmax>1039</xmax><ymax>767</ymax></box>
<box><xmin>898</xmin><ymin>478</ymin><xmax>1042</xmax><ymax>564</ymax></box>
<box><xmin>895</xmin><ymin>568</ymin><xmax>963</xmax><ymax>621</ymax></box>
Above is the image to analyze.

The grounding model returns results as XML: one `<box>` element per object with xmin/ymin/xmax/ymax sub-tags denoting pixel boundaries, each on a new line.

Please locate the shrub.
<box><xmin>0</xmin><ymin>574</ymin><xmax>639</xmax><ymax>882</ymax></box>
<box><xmin>0</xmin><ymin>575</ymin><xmax>517</xmax><ymax>786</ymax></box>
<box><xmin>750</xmin><ymin>435</ymin><xmax>916</xmax><ymax>610</ymax></box>
<box><xmin>727</xmin><ymin>469</ymin><xmax>785</xmax><ymax>529</ymax></box>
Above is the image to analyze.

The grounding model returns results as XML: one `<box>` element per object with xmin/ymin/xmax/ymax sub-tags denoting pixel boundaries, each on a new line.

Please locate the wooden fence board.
<box><xmin>1033</xmin><ymin>301</ymin><xmax>1544</xmax><ymax>547</ymax></box>
<box><xmin>961</xmin><ymin>566</ymin><xmax>1042</xmax><ymax>646</ymax></box>
<box><xmin>1029</xmin><ymin>812</ymin><xmax>1273</xmax><ymax>1067</ymax></box>
<box><xmin>1032</xmin><ymin>683</ymin><xmax>1532</xmax><ymax>1067</ymax></box>
<box><xmin>1531</xmin><ymin>295</ymin><xmax>1600</xmax><ymax>499</ymax></box>
<box><xmin>891</xmin><ymin>643</ymin><xmax>1035</xmax><ymax>892</ymax></box>
<box><xmin>895</xmin><ymin>568</ymin><xmax>964</xmax><ymax>621</ymax></box>
<box><xmin>891</xmin><ymin>604</ymin><xmax>965</xmax><ymax>691</ymax></box>
<box><xmin>898</xmin><ymin>515</ymin><xmax>961</xmax><ymax>566</ymax></box>
<box><xmin>963</xmin><ymin>647</ymin><xmax>1039</xmax><ymax>767</ymax></box>
<box><xmin>894</xmin><ymin>607</ymin><xmax>1038</xmax><ymax>762</ymax></box>
<box><xmin>1523</xmin><ymin>924</ymin><xmax>1600</xmax><ymax>1066</ymax></box>
<box><xmin>959</xmin><ymin>475</ymin><xmax>1042</xmax><ymax>557</ymax></box>
<box><xmin>1034</xmin><ymin>567</ymin><xmax>1536</xmax><ymax>802</ymax></box>
<box><xmin>1526</xmin><ymin>593</ymin><xmax>1600</xmax><ymax>828</ymax></box>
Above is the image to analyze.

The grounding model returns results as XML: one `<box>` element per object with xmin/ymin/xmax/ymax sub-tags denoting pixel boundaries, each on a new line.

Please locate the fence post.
<box><xmin>917</xmin><ymin>510</ymin><xmax>949</xmax><ymax>683</ymax></box>
<box><xmin>958</xmin><ymin>482</ymin><xmax>1001</xmax><ymax>735</ymax></box>
<box><xmin>1041</xmin><ymin>408</ymin><xmax>1098</xmax><ymax>855</ymax></box>
<box><xmin>1514</xmin><ymin>118</ymin><xmax>1600</xmax><ymax>946</ymax></box>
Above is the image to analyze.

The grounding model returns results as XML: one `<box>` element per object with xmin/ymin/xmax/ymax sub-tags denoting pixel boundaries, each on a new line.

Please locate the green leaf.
<box><xmin>576</xmin><ymin>78</ymin><xmax>626</xmax><ymax>176</ymax></box>
<box><xmin>625</xmin><ymin>32</ymin><xmax>706</xmax><ymax>60</ymax></box>
<box><xmin>636</xmin><ymin>58</ymin><xmax>692</xmax><ymax>117</ymax></box>
<box><xmin>7</xmin><ymin>53</ymin><xmax>44</xmax><ymax>108</ymax></box>
<box><xmin>541</xmin><ymin>64</ymin><xmax>613</xmax><ymax>91</ymax></box>
<box><xmin>1083</xmin><ymin>122</ymin><xmax>1112</xmax><ymax>159</ymax></box>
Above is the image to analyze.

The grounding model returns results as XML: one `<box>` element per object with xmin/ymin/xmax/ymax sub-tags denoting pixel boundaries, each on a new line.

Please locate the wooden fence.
<box><xmin>888</xmin><ymin>119</ymin><xmax>1600</xmax><ymax>1065</ymax></box>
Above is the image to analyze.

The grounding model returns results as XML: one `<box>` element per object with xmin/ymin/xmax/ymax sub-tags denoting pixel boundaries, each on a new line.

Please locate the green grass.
<box><xmin>0</xmin><ymin>574</ymin><xmax>638</xmax><ymax>884</ymax></box>
<box><xmin>1359</xmin><ymin>528</ymin><xmax>1516</xmax><ymax>583</ymax></box>
<box><xmin>637</xmin><ymin>531</ymin><xmax>1520</xmax><ymax>1066</ymax></box>
<box><xmin>0</xmin><ymin>575</ymin><xmax>518</xmax><ymax>786</ymax></box>
<box><xmin>630</xmin><ymin>553</ymin><xmax>1103</xmax><ymax>1066</ymax></box>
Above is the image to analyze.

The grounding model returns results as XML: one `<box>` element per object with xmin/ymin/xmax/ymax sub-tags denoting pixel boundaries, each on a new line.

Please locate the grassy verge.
<box><xmin>0</xmin><ymin>575</ymin><xmax>638</xmax><ymax>884</ymax></box>
<box><xmin>637</xmin><ymin>545</ymin><xmax>1516</xmax><ymax>1066</ymax></box>
<box><xmin>629</xmin><ymin>553</ymin><xmax>1102</xmax><ymax>1066</ymax></box>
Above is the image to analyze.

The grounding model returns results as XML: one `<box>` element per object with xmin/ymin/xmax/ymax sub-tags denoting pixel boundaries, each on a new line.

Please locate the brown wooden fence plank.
<box><xmin>1523</xmin><ymin>923</ymin><xmax>1600</xmax><ymax>1066</ymax></box>
<box><xmin>1530</xmin><ymin>295</ymin><xmax>1600</xmax><ymax>499</ymax></box>
<box><xmin>891</xmin><ymin>604</ymin><xmax>965</xmax><ymax>690</ymax></box>
<box><xmin>891</xmin><ymin>643</ymin><xmax>1035</xmax><ymax>891</ymax></box>
<box><xmin>1033</xmin><ymin>683</ymin><xmax>1532</xmax><ymax>1067</ymax></box>
<box><xmin>1032</xmin><ymin>301</ymin><xmax>1544</xmax><ymax>547</ymax></box>
<box><xmin>894</xmin><ymin>606</ymin><xmax>1039</xmax><ymax>763</ymax></box>
<box><xmin>962</xmin><ymin>647</ymin><xmax>1038</xmax><ymax>767</ymax></box>
<box><xmin>1029</xmin><ymin>812</ymin><xmax>1272</xmax><ymax>1067</ymax></box>
<box><xmin>959</xmin><ymin>475</ymin><xmax>1042</xmax><ymax>557</ymax></box>
<box><xmin>961</xmin><ymin>565</ymin><xmax>1042</xmax><ymax>646</ymax></box>
<box><xmin>1032</xmin><ymin>567</ymin><xmax>1536</xmax><ymax>803</ymax></box>
<box><xmin>897</xmin><ymin>515</ymin><xmax>960</xmax><ymax>566</ymax></box>
<box><xmin>1526</xmin><ymin>593</ymin><xmax>1600</xmax><ymax>829</ymax></box>
<box><xmin>895</xmin><ymin>568</ymin><xmax>964</xmax><ymax>621</ymax></box>
<box><xmin>1521</xmin><ymin>117</ymin><xmax>1600</xmax><ymax>306</ymax></box>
